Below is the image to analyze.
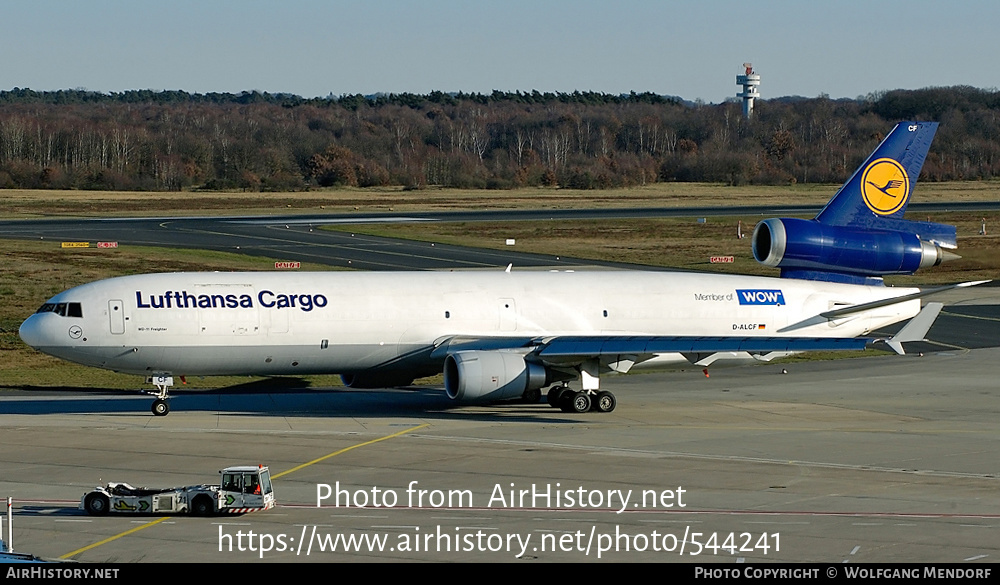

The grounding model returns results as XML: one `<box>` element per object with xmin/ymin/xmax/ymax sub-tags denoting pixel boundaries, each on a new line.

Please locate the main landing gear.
<box><xmin>539</xmin><ymin>359</ymin><xmax>617</xmax><ymax>414</ymax></box>
<box><xmin>544</xmin><ymin>384</ymin><xmax>617</xmax><ymax>414</ymax></box>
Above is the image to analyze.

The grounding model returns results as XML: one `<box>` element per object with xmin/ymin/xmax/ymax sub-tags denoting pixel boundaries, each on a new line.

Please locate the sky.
<box><xmin>3</xmin><ymin>0</ymin><xmax>997</xmax><ymax>104</ymax></box>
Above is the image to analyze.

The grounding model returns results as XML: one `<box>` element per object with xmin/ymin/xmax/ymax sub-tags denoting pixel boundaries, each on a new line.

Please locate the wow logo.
<box><xmin>861</xmin><ymin>157</ymin><xmax>910</xmax><ymax>216</ymax></box>
<box><xmin>736</xmin><ymin>289</ymin><xmax>785</xmax><ymax>306</ymax></box>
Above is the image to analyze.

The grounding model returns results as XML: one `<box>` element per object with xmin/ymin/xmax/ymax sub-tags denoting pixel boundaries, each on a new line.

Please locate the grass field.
<box><xmin>2</xmin><ymin>183</ymin><xmax>998</xmax><ymax>391</ymax></box>
<box><xmin>3</xmin><ymin>181</ymin><xmax>999</xmax><ymax>218</ymax></box>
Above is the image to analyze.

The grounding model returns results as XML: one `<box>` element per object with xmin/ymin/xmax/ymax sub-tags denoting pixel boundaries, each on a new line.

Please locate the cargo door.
<box><xmin>196</xmin><ymin>284</ymin><xmax>259</xmax><ymax>336</ymax></box>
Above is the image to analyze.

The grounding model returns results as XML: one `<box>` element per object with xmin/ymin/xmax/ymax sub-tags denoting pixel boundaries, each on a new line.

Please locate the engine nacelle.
<box><xmin>752</xmin><ymin>217</ymin><xmax>949</xmax><ymax>280</ymax></box>
<box><xmin>340</xmin><ymin>372</ymin><xmax>416</xmax><ymax>389</ymax></box>
<box><xmin>444</xmin><ymin>351</ymin><xmax>548</xmax><ymax>402</ymax></box>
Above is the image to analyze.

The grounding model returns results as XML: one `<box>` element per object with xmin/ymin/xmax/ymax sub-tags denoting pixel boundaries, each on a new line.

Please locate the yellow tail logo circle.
<box><xmin>861</xmin><ymin>158</ymin><xmax>909</xmax><ymax>215</ymax></box>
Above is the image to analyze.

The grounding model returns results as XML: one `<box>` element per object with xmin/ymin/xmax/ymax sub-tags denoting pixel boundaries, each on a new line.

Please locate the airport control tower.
<box><xmin>736</xmin><ymin>63</ymin><xmax>760</xmax><ymax>119</ymax></box>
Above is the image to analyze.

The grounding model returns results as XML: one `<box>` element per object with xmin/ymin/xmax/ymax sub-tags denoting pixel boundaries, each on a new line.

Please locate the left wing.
<box><xmin>433</xmin><ymin>301</ymin><xmax>947</xmax><ymax>409</ymax></box>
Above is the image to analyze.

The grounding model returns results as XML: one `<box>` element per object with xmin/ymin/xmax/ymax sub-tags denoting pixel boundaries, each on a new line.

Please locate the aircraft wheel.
<box><xmin>547</xmin><ymin>386</ymin><xmax>568</xmax><ymax>408</ymax></box>
<box><xmin>84</xmin><ymin>493</ymin><xmax>109</xmax><ymax>516</ymax></box>
<box><xmin>151</xmin><ymin>399</ymin><xmax>170</xmax><ymax>416</ymax></box>
<box><xmin>593</xmin><ymin>391</ymin><xmax>616</xmax><ymax>413</ymax></box>
<box><xmin>522</xmin><ymin>388</ymin><xmax>542</xmax><ymax>403</ymax></box>
<box><xmin>566</xmin><ymin>391</ymin><xmax>591</xmax><ymax>414</ymax></box>
<box><xmin>558</xmin><ymin>390</ymin><xmax>575</xmax><ymax>412</ymax></box>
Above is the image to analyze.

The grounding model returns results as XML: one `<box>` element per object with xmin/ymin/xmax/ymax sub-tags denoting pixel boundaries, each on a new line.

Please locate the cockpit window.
<box><xmin>35</xmin><ymin>302</ymin><xmax>83</xmax><ymax>318</ymax></box>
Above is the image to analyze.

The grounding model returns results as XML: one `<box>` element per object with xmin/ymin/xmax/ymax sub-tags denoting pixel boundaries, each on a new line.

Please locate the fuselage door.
<box><xmin>109</xmin><ymin>300</ymin><xmax>125</xmax><ymax>334</ymax></box>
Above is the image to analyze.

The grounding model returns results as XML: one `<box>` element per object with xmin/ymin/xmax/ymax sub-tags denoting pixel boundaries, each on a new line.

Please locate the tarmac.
<box><xmin>1</xmin><ymin>340</ymin><xmax>998</xmax><ymax>562</ymax></box>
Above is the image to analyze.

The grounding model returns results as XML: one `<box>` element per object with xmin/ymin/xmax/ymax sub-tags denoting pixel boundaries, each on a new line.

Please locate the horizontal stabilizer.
<box><xmin>872</xmin><ymin>217</ymin><xmax>957</xmax><ymax>249</ymax></box>
<box><xmin>881</xmin><ymin>302</ymin><xmax>944</xmax><ymax>355</ymax></box>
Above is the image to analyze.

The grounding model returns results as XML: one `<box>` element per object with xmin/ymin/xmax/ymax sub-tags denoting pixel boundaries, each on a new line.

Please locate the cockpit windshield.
<box><xmin>35</xmin><ymin>302</ymin><xmax>83</xmax><ymax>318</ymax></box>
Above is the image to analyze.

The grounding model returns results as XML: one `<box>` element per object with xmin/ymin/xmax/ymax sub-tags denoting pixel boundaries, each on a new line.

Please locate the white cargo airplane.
<box><xmin>19</xmin><ymin>122</ymin><xmax>978</xmax><ymax>416</ymax></box>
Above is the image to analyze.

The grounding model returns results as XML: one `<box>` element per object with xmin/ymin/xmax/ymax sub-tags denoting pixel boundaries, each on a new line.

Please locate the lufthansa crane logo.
<box><xmin>861</xmin><ymin>158</ymin><xmax>909</xmax><ymax>215</ymax></box>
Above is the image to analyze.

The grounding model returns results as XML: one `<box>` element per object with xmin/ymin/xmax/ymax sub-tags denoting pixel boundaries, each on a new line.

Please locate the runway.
<box><xmin>1</xmin><ymin>208</ymin><xmax>999</xmax><ymax>563</ymax></box>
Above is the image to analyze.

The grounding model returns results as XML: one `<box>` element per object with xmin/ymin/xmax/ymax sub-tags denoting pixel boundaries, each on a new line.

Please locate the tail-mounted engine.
<box><xmin>750</xmin><ymin>122</ymin><xmax>960</xmax><ymax>284</ymax></box>
<box><xmin>752</xmin><ymin>218</ymin><xmax>957</xmax><ymax>284</ymax></box>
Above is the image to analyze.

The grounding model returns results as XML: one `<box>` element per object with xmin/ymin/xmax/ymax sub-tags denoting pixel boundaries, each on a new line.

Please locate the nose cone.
<box><xmin>19</xmin><ymin>314</ymin><xmax>47</xmax><ymax>349</ymax></box>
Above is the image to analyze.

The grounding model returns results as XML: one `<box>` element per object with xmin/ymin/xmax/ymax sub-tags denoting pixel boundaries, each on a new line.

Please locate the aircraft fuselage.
<box><xmin>19</xmin><ymin>270</ymin><xmax>919</xmax><ymax>378</ymax></box>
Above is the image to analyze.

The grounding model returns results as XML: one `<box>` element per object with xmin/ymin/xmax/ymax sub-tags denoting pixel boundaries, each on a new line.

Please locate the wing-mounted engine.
<box><xmin>444</xmin><ymin>350</ymin><xmax>553</xmax><ymax>401</ymax></box>
<box><xmin>752</xmin><ymin>218</ymin><xmax>958</xmax><ymax>284</ymax></box>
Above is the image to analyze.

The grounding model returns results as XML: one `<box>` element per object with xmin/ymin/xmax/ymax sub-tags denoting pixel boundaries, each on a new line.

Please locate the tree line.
<box><xmin>0</xmin><ymin>86</ymin><xmax>997</xmax><ymax>192</ymax></box>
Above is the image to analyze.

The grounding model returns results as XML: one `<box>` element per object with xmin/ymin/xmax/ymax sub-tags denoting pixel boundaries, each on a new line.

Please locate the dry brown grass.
<box><xmin>3</xmin><ymin>181</ymin><xmax>999</xmax><ymax>217</ymax></box>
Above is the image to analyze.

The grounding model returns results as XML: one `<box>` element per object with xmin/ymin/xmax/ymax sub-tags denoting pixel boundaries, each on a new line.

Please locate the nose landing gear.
<box><xmin>144</xmin><ymin>375</ymin><xmax>174</xmax><ymax>416</ymax></box>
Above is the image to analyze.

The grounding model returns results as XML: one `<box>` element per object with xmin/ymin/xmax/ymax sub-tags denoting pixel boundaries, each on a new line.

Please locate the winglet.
<box><xmin>882</xmin><ymin>302</ymin><xmax>944</xmax><ymax>355</ymax></box>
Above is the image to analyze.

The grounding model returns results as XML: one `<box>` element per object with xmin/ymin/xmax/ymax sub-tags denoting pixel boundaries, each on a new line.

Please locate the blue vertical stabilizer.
<box><xmin>816</xmin><ymin>122</ymin><xmax>939</xmax><ymax>229</ymax></box>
